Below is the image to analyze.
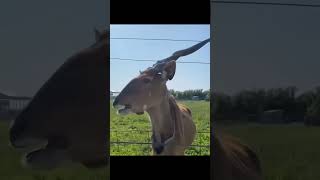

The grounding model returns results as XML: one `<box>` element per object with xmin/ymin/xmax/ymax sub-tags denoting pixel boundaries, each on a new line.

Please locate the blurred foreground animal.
<box><xmin>9</xmin><ymin>29</ymin><xmax>108</xmax><ymax>170</ymax></box>
<box><xmin>213</xmin><ymin>133</ymin><xmax>263</xmax><ymax>180</ymax></box>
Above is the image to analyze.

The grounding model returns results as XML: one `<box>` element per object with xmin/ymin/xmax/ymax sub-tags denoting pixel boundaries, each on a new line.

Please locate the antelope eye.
<box><xmin>143</xmin><ymin>78</ymin><xmax>151</xmax><ymax>83</ymax></box>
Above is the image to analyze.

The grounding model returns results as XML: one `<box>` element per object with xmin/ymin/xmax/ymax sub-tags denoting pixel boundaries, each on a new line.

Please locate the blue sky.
<box><xmin>110</xmin><ymin>25</ymin><xmax>210</xmax><ymax>92</ymax></box>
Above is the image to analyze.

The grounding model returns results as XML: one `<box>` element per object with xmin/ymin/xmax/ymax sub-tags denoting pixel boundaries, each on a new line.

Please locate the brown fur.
<box><xmin>213</xmin><ymin>133</ymin><xmax>263</xmax><ymax>180</ymax></box>
<box><xmin>165</xmin><ymin>95</ymin><xmax>196</xmax><ymax>154</ymax></box>
<box><xmin>178</xmin><ymin>103</ymin><xmax>192</xmax><ymax>116</ymax></box>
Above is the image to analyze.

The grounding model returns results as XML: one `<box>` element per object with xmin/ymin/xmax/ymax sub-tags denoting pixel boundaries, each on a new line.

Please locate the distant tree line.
<box><xmin>213</xmin><ymin>86</ymin><xmax>320</xmax><ymax>125</ymax></box>
<box><xmin>169</xmin><ymin>89</ymin><xmax>210</xmax><ymax>101</ymax></box>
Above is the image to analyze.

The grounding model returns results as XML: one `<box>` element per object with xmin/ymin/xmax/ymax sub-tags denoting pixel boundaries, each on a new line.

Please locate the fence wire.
<box><xmin>110</xmin><ymin>129</ymin><xmax>210</xmax><ymax>155</ymax></box>
<box><xmin>110</xmin><ymin>36</ymin><xmax>210</xmax><ymax>65</ymax></box>
<box><xmin>111</xmin><ymin>37</ymin><xmax>203</xmax><ymax>42</ymax></box>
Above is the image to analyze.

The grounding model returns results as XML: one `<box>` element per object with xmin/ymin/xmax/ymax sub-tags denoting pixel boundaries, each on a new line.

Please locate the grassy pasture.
<box><xmin>0</xmin><ymin>121</ymin><xmax>108</xmax><ymax>180</ymax></box>
<box><xmin>110</xmin><ymin>100</ymin><xmax>210</xmax><ymax>156</ymax></box>
<box><xmin>217</xmin><ymin>123</ymin><xmax>320</xmax><ymax>180</ymax></box>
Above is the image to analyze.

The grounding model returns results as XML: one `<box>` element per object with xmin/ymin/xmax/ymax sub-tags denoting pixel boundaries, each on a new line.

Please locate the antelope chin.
<box><xmin>11</xmin><ymin>137</ymin><xmax>48</xmax><ymax>152</ymax></box>
<box><xmin>118</xmin><ymin>108</ymin><xmax>132</xmax><ymax>115</ymax></box>
<box><xmin>115</xmin><ymin>105</ymin><xmax>133</xmax><ymax>115</ymax></box>
<box><xmin>23</xmin><ymin>147</ymin><xmax>71</xmax><ymax>170</ymax></box>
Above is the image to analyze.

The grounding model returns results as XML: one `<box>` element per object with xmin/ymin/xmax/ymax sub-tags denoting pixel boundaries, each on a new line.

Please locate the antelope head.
<box><xmin>9</xmin><ymin>29</ymin><xmax>109</xmax><ymax>170</ymax></box>
<box><xmin>113</xmin><ymin>38</ymin><xmax>210</xmax><ymax>115</ymax></box>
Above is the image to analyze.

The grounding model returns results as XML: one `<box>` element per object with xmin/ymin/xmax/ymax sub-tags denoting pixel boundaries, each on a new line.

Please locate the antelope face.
<box><xmin>113</xmin><ymin>61</ymin><xmax>176</xmax><ymax>115</ymax></box>
<box><xmin>9</xmin><ymin>99</ymin><xmax>71</xmax><ymax>170</ymax></box>
<box><xmin>9</xmin><ymin>97</ymin><xmax>55</xmax><ymax>148</ymax></box>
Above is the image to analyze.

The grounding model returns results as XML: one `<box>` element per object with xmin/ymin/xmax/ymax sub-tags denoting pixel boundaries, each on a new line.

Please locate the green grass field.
<box><xmin>0</xmin><ymin>121</ymin><xmax>108</xmax><ymax>180</ymax></box>
<box><xmin>110</xmin><ymin>100</ymin><xmax>210</xmax><ymax>156</ymax></box>
<box><xmin>218</xmin><ymin>123</ymin><xmax>320</xmax><ymax>180</ymax></box>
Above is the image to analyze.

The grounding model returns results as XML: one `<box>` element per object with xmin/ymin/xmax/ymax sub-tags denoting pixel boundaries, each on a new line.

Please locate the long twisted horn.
<box><xmin>150</xmin><ymin>38</ymin><xmax>210</xmax><ymax>72</ymax></box>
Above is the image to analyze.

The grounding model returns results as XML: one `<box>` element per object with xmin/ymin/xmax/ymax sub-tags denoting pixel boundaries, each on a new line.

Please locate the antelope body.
<box><xmin>113</xmin><ymin>39</ymin><xmax>210</xmax><ymax>155</ymax></box>
<box><xmin>213</xmin><ymin>133</ymin><xmax>263</xmax><ymax>180</ymax></box>
<box><xmin>9</xmin><ymin>29</ymin><xmax>109</xmax><ymax>170</ymax></box>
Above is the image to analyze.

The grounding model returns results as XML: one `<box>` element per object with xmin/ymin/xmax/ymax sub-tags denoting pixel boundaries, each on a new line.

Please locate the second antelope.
<box><xmin>9</xmin><ymin>29</ymin><xmax>108</xmax><ymax>169</ymax></box>
<box><xmin>113</xmin><ymin>39</ymin><xmax>210</xmax><ymax>155</ymax></box>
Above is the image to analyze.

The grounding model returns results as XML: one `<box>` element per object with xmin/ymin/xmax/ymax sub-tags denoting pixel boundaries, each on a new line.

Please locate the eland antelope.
<box><xmin>213</xmin><ymin>133</ymin><xmax>263</xmax><ymax>180</ymax></box>
<box><xmin>9</xmin><ymin>29</ymin><xmax>109</xmax><ymax>170</ymax></box>
<box><xmin>113</xmin><ymin>39</ymin><xmax>210</xmax><ymax>155</ymax></box>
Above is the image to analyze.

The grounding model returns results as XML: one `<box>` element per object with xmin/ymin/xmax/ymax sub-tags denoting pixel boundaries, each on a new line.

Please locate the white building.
<box><xmin>0</xmin><ymin>92</ymin><xmax>31</xmax><ymax>112</ymax></box>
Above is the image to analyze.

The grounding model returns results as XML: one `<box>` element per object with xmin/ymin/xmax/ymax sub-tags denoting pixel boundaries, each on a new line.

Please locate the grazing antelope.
<box><xmin>213</xmin><ymin>132</ymin><xmax>263</xmax><ymax>180</ymax></box>
<box><xmin>9</xmin><ymin>29</ymin><xmax>109</xmax><ymax>170</ymax></box>
<box><xmin>113</xmin><ymin>39</ymin><xmax>210</xmax><ymax>155</ymax></box>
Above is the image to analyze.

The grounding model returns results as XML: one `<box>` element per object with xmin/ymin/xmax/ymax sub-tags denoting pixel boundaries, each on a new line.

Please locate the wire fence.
<box><xmin>211</xmin><ymin>1</ymin><xmax>320</xmax><ymax>7</ymax></box>
<box><xmin>110</xmin><ymin>58</ymin><xmax>210</xmax><ymax>64</ymax></box>
<box><xmin>110</xmin><ymin>37</ymin><xmax>210</xmax><ymax>65</ymax></box>
<box><xmin>111</xmin><ymin>37</ymin><xmax>204</xmax><ymax>42</ymax></box>
<box><xmin>110</xmin><ymin>129</ymin><xmax>210</xmax><ymax>155</ymax></box>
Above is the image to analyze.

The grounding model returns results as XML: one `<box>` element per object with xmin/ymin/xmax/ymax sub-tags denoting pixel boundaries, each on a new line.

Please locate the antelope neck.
<box><xmin>146</xmin><ymin>93</ymin><xmax>174</xmax><ymax>143</ymax></box>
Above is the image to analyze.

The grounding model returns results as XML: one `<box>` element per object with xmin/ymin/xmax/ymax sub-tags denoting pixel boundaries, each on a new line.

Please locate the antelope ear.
<box><xmin>94</xmin><ymin>28</ymin><xmax>102</xmax><ymax>41</ymax></box>
<box><xmin>162</xmin><ymin>61</ymin><xmax>176</xmax><ymax>80</ymax></box>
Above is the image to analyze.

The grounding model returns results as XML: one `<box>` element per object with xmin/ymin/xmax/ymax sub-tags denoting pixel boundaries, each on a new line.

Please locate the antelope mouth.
<box><xmin>10</xmin><ymin>136</ymin><xmax>48</xmax><ymax>151</ymax></box>
<box><xmin>18</xmin><ymin>138</ymin><xmax>70</xmax><ymax>170</ymax></box>
<box><xmin>10</xmin><ymin>137</ymin><xmax>48</xmax><ymax>161</ymax></box>
<box><xmin>115</xmin><ymin>104</ymin><xmax>132</xmax><ymax>115</ymax></box>
<box><xmin>23</xmin><ymin>147</ymin><xmax>70</xmax><ymax>170</ymax></box>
